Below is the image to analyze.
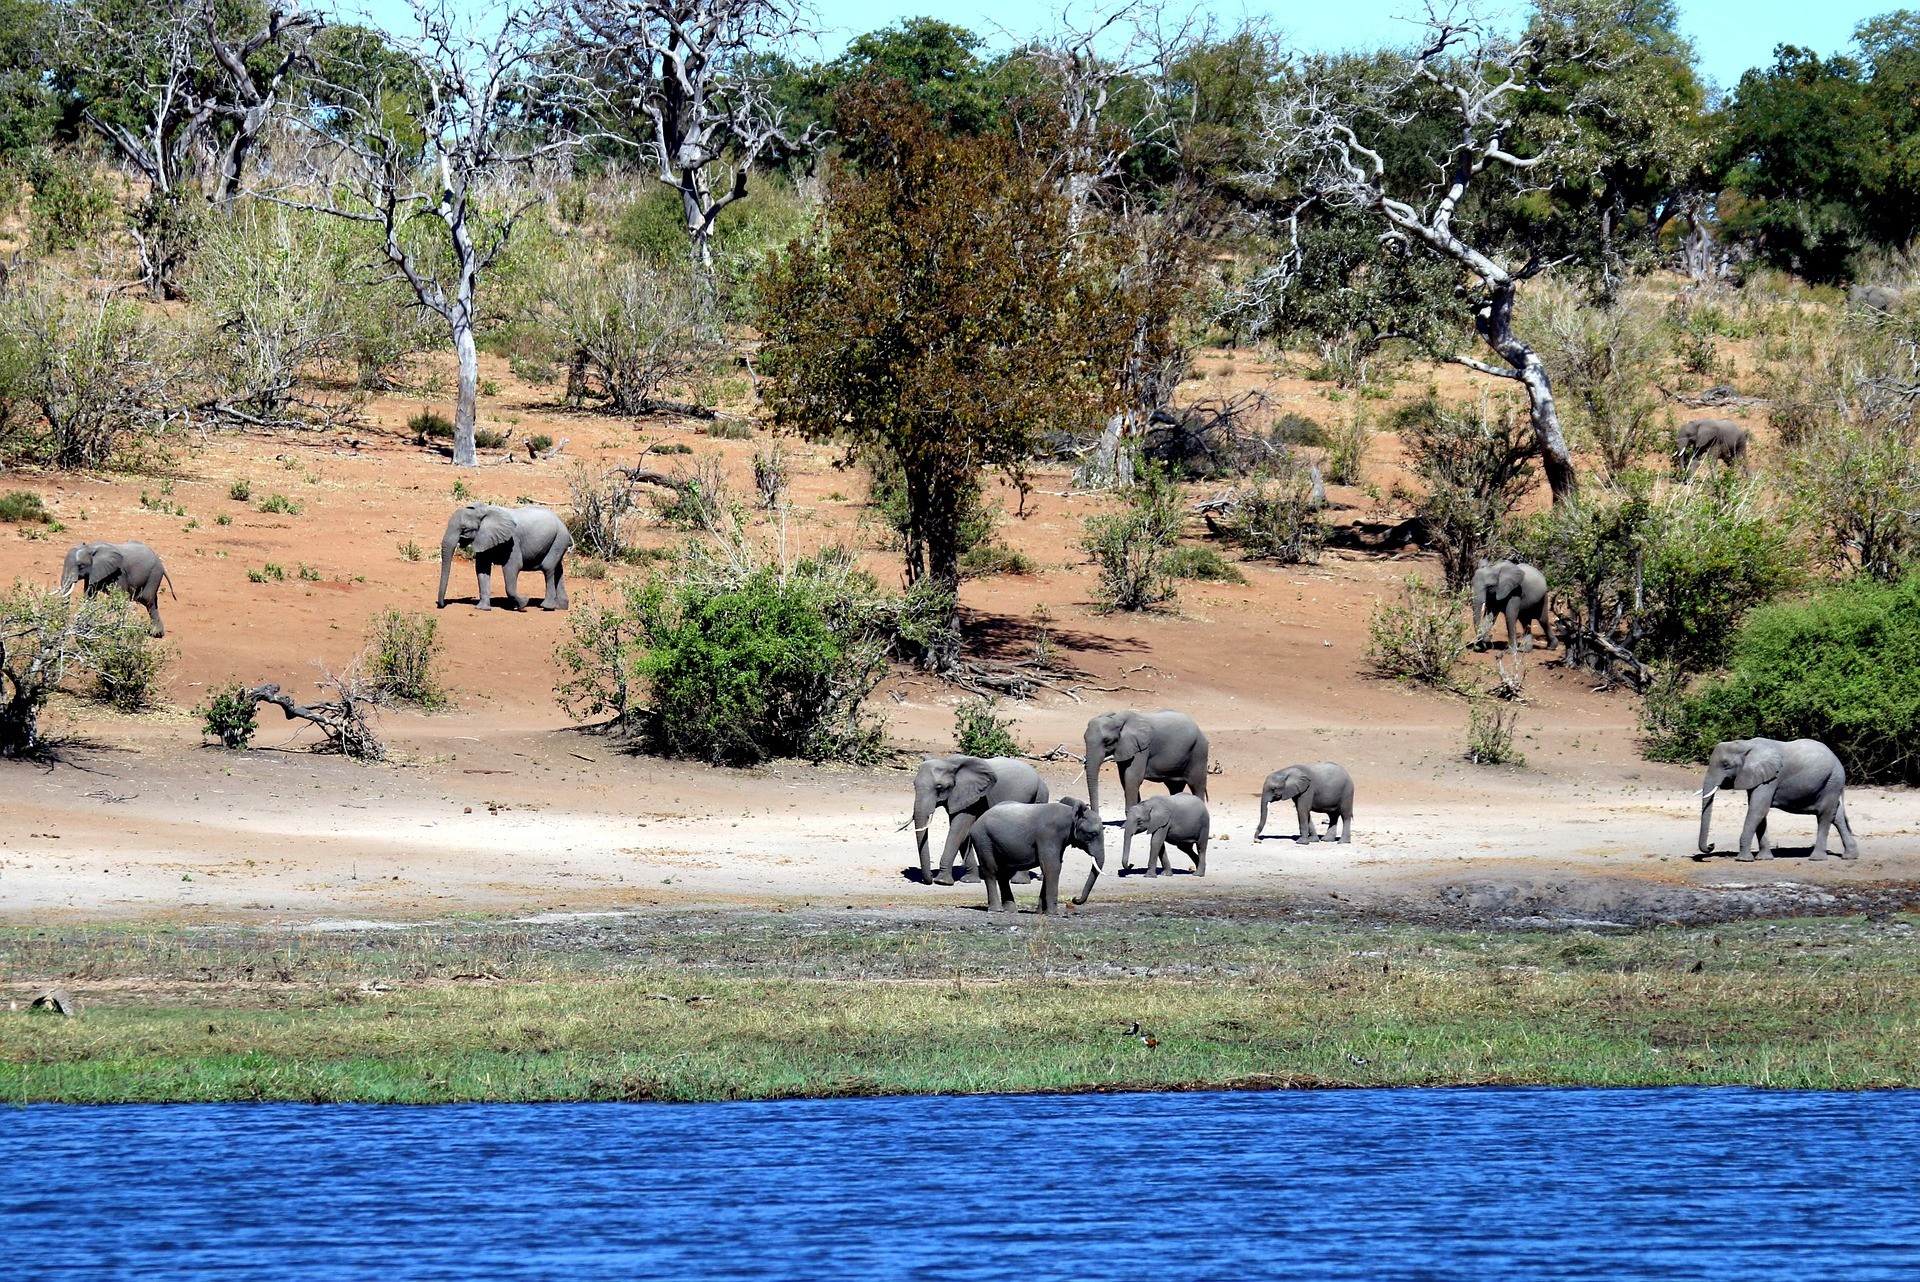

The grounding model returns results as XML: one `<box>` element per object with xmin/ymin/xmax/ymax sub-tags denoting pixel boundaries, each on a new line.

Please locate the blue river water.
<box><xmin>4</xmin><ymin>1088</ymin><xmax>1918</xmax><ymax>1279</ymax></box>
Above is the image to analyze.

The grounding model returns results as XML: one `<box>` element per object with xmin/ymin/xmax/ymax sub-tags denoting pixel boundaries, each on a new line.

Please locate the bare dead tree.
<box><xmin>1251</xmin><ymin>4</ymin><xmax>1597</xmax><ymax>502</ymax></box>
<box><xmin>55</xmin><ymin>0</ymin><xmax>320</xmax><ymax>294</ymax></box>
<box><xmin>268</xmin><ymin>0</ymin><xmax>578</xmax><ymax>466</ymax></box>
<box><xmin>241</xmin><ymin>675</ymin><xmax>387</xmax><ymax>760</ymax></box>
<box><xmin>566</xmin><ymin>0</ymin><xmax>822</xmax><ymax>272</ymax></box>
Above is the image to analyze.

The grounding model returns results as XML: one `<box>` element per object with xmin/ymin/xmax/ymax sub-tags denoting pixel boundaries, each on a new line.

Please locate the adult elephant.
<box><xmin>1471</xmin><ymin>559</ymin><xmax>1551</xmax><ymax>652</ymax></box>
<box><xmin>436</xmin><ymin>504</ymin><xmax>572</xmax><ymax>611</ymax></box>
<box><xmin>964</xmin><ymin>798</ymin><xmax>1105</xmax><ymax>914</ymax></box>
<box><xmin>60</xmin><ymin>541</ymin><xmax>174</xmax><ymax>636</ymax></box>
<box><xmin>911</xmin><ymin>754</ymin><xmax>1050</xmax><ymax>886</ymax></box>
<box><xmin>1082</xmin><ymin>710</ymin><xmax>1209</xmax><ymax>820</ymax></box>
<box><xmin>1698</xmin><ymin>738</ymin><xmax>1859</xmax><ymax>863</ymax></box>
<box><xmin>1849</xmin><ymin>284</ymin><xmax>1903</xmax><ymax>312</ymax></box>
<box><xmin>1675</xmin><ymin>418</ymin><xmax>1750</xmax><ymax>470</ymax></box>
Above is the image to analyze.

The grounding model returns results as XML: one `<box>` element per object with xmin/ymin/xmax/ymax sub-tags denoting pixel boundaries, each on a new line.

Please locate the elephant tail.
<box><xmin>162</xmin><ymin>570</ymin><xmax>178</xmax><ymax>600</ymax></box>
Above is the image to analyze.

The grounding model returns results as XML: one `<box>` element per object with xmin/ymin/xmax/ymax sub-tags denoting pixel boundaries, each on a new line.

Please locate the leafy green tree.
<box><xmin>757</xmin><ymin>78</ymin><xmax>1128</xmax><ymax>616</ymax></box>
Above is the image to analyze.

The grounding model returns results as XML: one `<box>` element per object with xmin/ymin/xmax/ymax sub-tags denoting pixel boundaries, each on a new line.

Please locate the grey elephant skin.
<box><xmin>1675</xmin><ymin>418</ymin><xmax>1750</xmax><ymax>469</ymax></box>
<box><xmin>1257</xmin><ymin>762</ymin><xmax>1354</xmax><ymax>843</ymax></box>
<box><xmin>1471</xmin><ymin>559</ymin><xmax>1551</xmax><ymax>651</ymax></box>
<box><xmin>1849</xmin><ymin>284</ymin><xmax>1903</xmax><ymax>312</ymax></box>
<box><xmin>1699</xmin><ymin>737</ymin><xmax>1858</xmax><ymax>862</ymax></box>
<box><xmin>912</xmin><ymin>755</ymin><xmax>1050</xmax><ymax>885</ymax></box>
<box><xmin>1083</xmin><ymin>709</ymin><xmax>1209</xmax><ymax>819</ymax></box>
<box><xmin>964</xmin><ymin>798</ymin><xmax>1105</xmax><ymax>913</ymax></box>
<box><xmin>1122</xmin><ymin>794</ymin><xmax>1210</xmax><ymax>876</ymax></box>
<box><xmin>60</xmin><ymin>541</ymin><xmax>175</xmax><ymax>636</ymax></box>
<box><xmin>437</xmin><ymin>504</ymin><xmax>573</xmax><ymax>611</ymax></box>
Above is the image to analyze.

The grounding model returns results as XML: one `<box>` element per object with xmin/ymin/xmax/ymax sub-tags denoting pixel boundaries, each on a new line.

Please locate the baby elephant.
<box><xmin>1122</xmin><ymin>794</ymin><xmax>1210</xmax><ymax>876</ymax></box>
<box><xmin>1257</xmin><ymin>763</ymin><xmax>1354</xmax><ymax>844</ymax></box>
<box><xmin>61</xmin><ymin>541</ymin><xmax>175</xmax><ymax>636</ymax></box>
<box><xmin>1675</xmin><ymin>418</ymin><xmax>1750</xmax><ymax>470</ymax></box>
<box><xmin>965</xmin><ymin>798</ymin><xmax>1106</xmax><ymax>914</ymax></box>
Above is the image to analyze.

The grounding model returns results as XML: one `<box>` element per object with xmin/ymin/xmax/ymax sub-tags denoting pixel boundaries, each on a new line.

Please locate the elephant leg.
<box><xmin>1295</xmin><ymin>794</ymin><xmax>1314</xmax><ymax>844</ymax></box>
<box><xmin>1738</xmin><ymin>788</ymin><xmax>1775</xmax><ymax>861</ymax></box>
<box><xmin>502</xmin><ymin>559</ymin><xmax>527</xmax><ymax>609</ymax></box>
<box><xmin>997</xmin><ymin>871</ymin><xmax>1018</xmax><ymax>913</ymax></box>
<box><xmin>1505</xmin><ymin>600</ymin><xmax>1527</xmax><ymax>651</ymax></box>
<box><xmin>1320</xmin><ymin>810</ymin><xmax>1340</xmax><ymax>842</ymax></box>
<box><xmin>1339</xmin><ymin>809</ymin><xmax>1352</xmax><ymax>844</ymax></box>
<box><xmin>937</xmin><ymin>813</ymin><xmax>977</xmax><ymax>885</ymax></box>
<box><xmin>541</xmin><ymin>560</ymin><xmax>567</xmax><ymax>610</ymax></box>
<box><xmin>143</xmin><ymin>598</ymin><xmax>165</xmax><ymax>638</ymax></box>
<box><xmin>1756</xmin><ymin>814</ymin><xmax>1773</xmax><ymax>860</ymax></box>
<box><xmin>1039</xmin><ymin>857</ymin><xmax>1060</xmax><ymax>914</ymax></box>
<box><xmin>1836</xmin><ymin>803</ymin><xmax>1860</xmax><ymax>861</ymax></box>
<box><xmin>1149</xmin><ymin>830</ymin><xmax>1167</xmax><ymax>876</ymax></box>
<box><xmin>982</xmin><ymin>858</ymin><xmax>1004</xmax><ymax>912</ymax></box>
<box><xmin>1193</xmin><ymin>835</ymin><xmax>1207</xmax><ymax>877</ymax></box>
<box><xmin>473</xmin><ymin>565</ymin><xmax>494</xmax><ymax>610</ymax></box>
<box><xmin>1811</xmin><ymin>807</ymin><xmax>1832</xmax><ymax>862</ymax></box>
<box><xmin>1121</xmin><ymin>759</ymin><xmax>1148</xmax><ymax>813</ymax></box>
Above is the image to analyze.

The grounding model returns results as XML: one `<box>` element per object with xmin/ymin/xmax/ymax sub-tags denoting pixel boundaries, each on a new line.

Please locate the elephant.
<box><xmin>1121</xmin><ymin>794</ymin><xmax>1210</xmax><ymax>876</ymax></box>
<box><xmin>1083</xmin><ymin>710</ymin><xmax>1209</xmax><ymax>820</ymax></box>
<box><xmin>964</xmin><ymin>798</ymin><xmax>1106</xmax><ymax>914</ymax></box>
<box><xmin>1471</xmin><ymin>560</ymin><xmax>1551</xmax><ymax>652</ymax></box>
<box><xmin>1698</xmin><ymin>738</ymin><xmax>1859</xmax><ymax>863</ymax></box>
<box><xmin>1849</xmin><ymin>284</ymin><xmax>1904</xmax><ymax>312</ymax></box>
<box><xmin>60</xmin><ymin>541</ymin><xmax>174</xmax><ymax>636</ymax></box>
<box><xmin>1675</xmin><ymin>418</ymin><xmax>1750</xmax><ymax>470</ymax></box>
<box><xmin>1256</xmin><ymin>762</ymin><xmax>1354</xmax><ymax>844</ymax></box>
<box><xmin>911</xmin><ymin>754</ymin><xmax>1050</xmax><ymax>885</ymax></box>
<box><xmin>436</xmin><ymin>504</ymin><xmax>572</xmax><ymax>611</ymax></box>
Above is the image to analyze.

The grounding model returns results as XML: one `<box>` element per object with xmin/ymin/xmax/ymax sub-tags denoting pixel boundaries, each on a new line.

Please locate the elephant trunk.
<box><xmin>1698</xmin><ymin>790</ymin><xmax>1717</xmax><ymax>854</ymax></box>
<box><xmin>1256</xmin><ymin>793</ymin><xmax>1270</xmax><ymax>837</ymax></box>
<box><xmin>911</xmin><ymin>788</ymin><xmax>937</xmax><ymax>882</ymax></box>
<box><xmin>1073</xmin><ymin>845</ymin><xmax>1104</xmax><ymax>907</ymax></box>
<box><xmin>1083</xmin><ymin>731</ymin><xmax>1104</xmax><ymax>816</ymax></box>
<box><xmin>437</xmin><ymin>530</ymin><xmax>459</xmax><ymax>607</ymax></box>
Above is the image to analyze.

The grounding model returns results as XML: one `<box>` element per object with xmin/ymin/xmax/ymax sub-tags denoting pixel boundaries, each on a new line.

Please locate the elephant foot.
<box><xmin>931</xmin><ymin>872</ymin><xmax>955</xmax><ymax>886</ymax></box>
<box><xmin>474</xmin><ymin>603</ymin><xmax>493</xmax><ymax>611</ymax></box>
<box><xmin>541</xmin><ymin>601</ymin><xmax>562</xmax><ymax>611</ymax></box>
<box><xmin>961</xmin><ymin>871</ymin><xmax>981</xmax><ymax>884</ymax></box>
<box><xmin>1736</xmin><ymin>852</ymin><xmax>1757</xmax><ymax>862</ymax></box>
<box><xmin>1809</xmin><ymin>851</ymin><xmax>1829</xmax><ymax>862</ymax></box>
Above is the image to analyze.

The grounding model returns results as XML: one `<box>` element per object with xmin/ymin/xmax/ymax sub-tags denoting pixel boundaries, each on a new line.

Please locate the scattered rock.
<box><xmin>30</xmin><ymin>988</ymin><xmax>77</xmax><ymax>1017</ymax></box>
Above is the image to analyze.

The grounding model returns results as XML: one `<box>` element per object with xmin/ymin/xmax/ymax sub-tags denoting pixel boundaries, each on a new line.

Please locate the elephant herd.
<box><xmin>913</xmin><ymin>708</ymin><xmax>1360</xmax><ymax>914</ymax></box>
<box><xmin>911</xmin><ymin>711</ymin><xmax>1862</xmax><ymax>914</ymax></box>
<box><xmin>50</xmin><ymin>503</ymin><xmax>574</xmax><ymax>639</ymax></box>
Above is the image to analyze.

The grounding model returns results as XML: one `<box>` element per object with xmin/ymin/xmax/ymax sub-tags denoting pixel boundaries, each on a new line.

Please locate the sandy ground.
<box><xmin>4</xmin><ymin>345</ymin><xmax>1916</xmax><ymax>927</ymax></box>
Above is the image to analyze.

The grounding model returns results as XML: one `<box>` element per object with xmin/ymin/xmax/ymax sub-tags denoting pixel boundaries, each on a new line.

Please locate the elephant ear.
<box><xmin>1116</xmin><ymin>718</ymin><xmax>1152</xmax><ymax>761</ymax></box>
<box><xmin>1495</xmin><ymin>563</ymin><xmax>1525</xmax><ymax>598</ymax></box>
<box><xmin>471</xmin><ymin>507</ymin><xmax>517</xmax><ymax>556</ymax></box>
<box><xmin>948</xmin><ymin>760</ymin><xmax>995</xmax><ymax>813</ymax></box>
<box><xmin>1733</xmin><ymin>743</ymin><xmax>1785</xmax><ymax>790</ymax></box>
<box><xmin>88</xmin><ymin>545</ymin><xmax>126</xmax><ymax>585</ymax></box>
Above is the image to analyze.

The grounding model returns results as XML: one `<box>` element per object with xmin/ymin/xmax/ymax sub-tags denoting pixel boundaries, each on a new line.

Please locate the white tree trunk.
<box><xmin>452</xmin><ymin>320</ymin><xmax>480</xmax><ymax>468</ymax></box>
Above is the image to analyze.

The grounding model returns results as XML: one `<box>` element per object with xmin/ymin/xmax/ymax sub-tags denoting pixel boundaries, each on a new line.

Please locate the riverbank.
<box><xmin>6</xmin><ymin>908</ymin><xmax>1917</xmax><ymax>1101</ymax></box>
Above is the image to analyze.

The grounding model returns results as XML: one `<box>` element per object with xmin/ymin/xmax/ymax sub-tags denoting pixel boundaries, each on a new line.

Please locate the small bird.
<box><xmin>1348</xmin><ymin>1054</ymin><xmax>1369</xmax><ymax>1067</ymax></box>
<box><xmin>1122</xmin><ymin>1021</ymin><xmax>1158</xmax><ymax>1049</ymax></box>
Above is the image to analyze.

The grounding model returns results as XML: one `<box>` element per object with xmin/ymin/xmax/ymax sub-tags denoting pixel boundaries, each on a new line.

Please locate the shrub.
<box><xmin>527</xmin><ymin>433</ymin><xmax>554</xmax><ymax>454</ymax></box>
<box><xmin>248</xmin><ymin>563</ymin><xmax>285</xmax><ymax>583</ymax></box>
<box><xmin>566</xmin><ymin>464</ymin><xmax>639</xmax><ymax>561</ymax></box>
<box><xmin>1514</xmin><ymin>475</ymin><xmax>1797</xmax><ymax>681</ymax></box>
<box><xmin>1399</xmin><ymin>396</ymin><xmax>1535</xmax><ymax>589</ymax></box>
<box><xmin>1651</xmin><ymin>576</ymin><xmax>1920</xmax><ymax>783</ymax></box>
<box><xmin>0</xmin><ymin>586</ymin><xmax>135</xmax><ymax>756</ymax></box>
<box><xmin>23</xmin><ymin>150</ymin><xmax>117</xmax><ymax>252</ymax></box>
<box><xmin>1164</xmin><ymin>544</ymin><xmax>1246</xmax><ymax>583</ymax></box>
<box><xmin>1536</xmin><ymin>293</ymin><xmax>1667</xmax><ymax>480</ymax></box>
<box><xmin>1234</xmin><ymin>469</ymin><xmax>1325</xmax><ymax>564</ymax></box>
<box><xmin>88</xmin><ymin>601</ymin><xmax>172</xmax><ymax>713</ymax></box>
<box><xmin>1786</xmin><ymin>419</ymin><xmax>1920</xmax><ymax>581</ymax></box>
<box><xmin>410</xmin><ymin>410</ymin><xmax>455</xmax><ymax>442</ymax></box>
<box><xmin>529</xmin><ymin>255</ymin><xmax>724</xmax><ymax>415</ymax></box>
<box><xmin>197</xmin><ymin>682</ymin><xmax>259</xmax><ymax>749</ymax></box>
<box><xmin>512</xmin><ymin>357</ymin><xmax>555</xmax><ymax>385</ymax></box>
<box><xmin>955</xmin><ymin>698</ymin><xmax>1020</xmax><ymax>757</ymax></box>
<box><xmin>1321</xmin><ymin>416</ymin><xmax>1369</xmax><ymax>486</ymax></box>
<box><xmin>706</xmin><ymin>418</ymin><xmax>752</xmax><ymax>441</ymax></box>
<box><xmin>257</xmin><ymin>494</ymin><xmax>300</xmax><ymax>515</ymax></box>
<box><xmin>1271</xmin><ymin>413</ymin><xmax>1324</xmax><ymax>446</ymax></box>
<box><xmin>473</xmin><ymin>426</ymin><xmax>510</xmax><ymax>450</ymax></box>
<box><xmin>752</xmin><ymin>445</ymin><xmax>789</xmax><ymax>510</ymax></box>
<box><xmin>1465</xmin><ymin>692</ymin><xmax>1524</xmax><ymax>765</ymax></box>
<box><xmin>1083</xmin><ymin>469</ymin><xmax>1184</xmax><ymax>611</ymax></box>
<box><xmin>958</xmin><ymin>541</ymin><xmax>1038</xmax><ymax>578</ymax></box>
<box><xmin>0</xmin><ymin>276</ymin><xmax>184</xmax><ymax>470</ymax></box>
<box><xmin>360</xmin><ymin>610</ymin><xmax>447</xmax><ymax>709</ymax></box>
<box><xmin>653</xmin><ymin>455</ymin><xmax>733</xmax><ymax>530</ymax></box>
<box><xmin>555</xmin><ymin>545</ymin><xmax>894</xmax><ymax>765</ymax></box>
<box><xmin>0</xmin><ymin>490</ymin><xmax>49</xmax><ymax>524</ymax></box>
<box><xmin>228</xmin><ymin>479</ymin><xmax>252</xmax><ymax>502</ymax></box>
<box><xmin>1368</xmin><ymin>575</ymin><xmax>1471</xmax><ymax>688</ymax></box>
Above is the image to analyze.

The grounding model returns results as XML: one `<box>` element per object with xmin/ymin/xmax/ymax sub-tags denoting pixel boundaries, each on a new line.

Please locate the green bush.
<box><xmin>474</xmin><ymin>426</ymin><xmax>510</xmax><ymax>450</ymax></box>
<box><xmin>955</xmin><ymin>698</ymin><xmax>1021</xmax><ymax>757</ymax></box>
<box><xmin>197</xmin><ymin>683</ymin><xmax>259</xmax><ymax>749</ymax></box>
<box><xmin>959</xmin><ymin>541</ymin><xmax>1037</xmax><ymax>578</ymax></box>
<box><xmin>1271</xmin><ymin>413</ymin><xmax>1324</xmax><ymax>447</ymax></box>
<box><xmin>1164</xmin><ymin>544</ymin><xmax>1246</xmax><ymax>583</ymax></box>
<box><xmin>410</xmin><ymin>411</ymin><xmax>454</xmax><ymax>441</ymax></box>
<box><xmin>228</xmin><ymin>479</ymin><xmax>252</xmax><ymax>502</ymax></box>
<box><xmin>1465</xmin><ymin>692</ymin><xmax>1524</xmax><ymax>765</ymax></box>
<box><xmin>705</xmin><ymin>418</ymin><xmax>752</xmax><ymax>441</ymax></box>
<box><xmin>1400</xmin><ymin>396</ymin><xmax>1535</xmax><ymax>589</ymax></box>
<box><xmin>87</xmin><ymin>599</ymin><xmax>171</xmax><ymax>712</ymax></box>
<box><xmin>0</xmin><ymin>490</ymin><xmax>49</xmax><ymax>523</ymax></box>
<box><xmin>555</xmin><ymin>546</ymin><xmax>894</xmax><ymax>765</ymax></box>
<box><xmin>1368</xmin><ymin>574</ymin><xmax>1471</xmax><ymax>688</ymax></box>
<box><xmin>1221</xmin><ymin>467</ymin><xmax>1325</xmax><ymax>564</ymax></box>
<box><xmin>24</xmin><ymin>150</ymin><xmax>116</xmax><ymax>252</ymax></box>
<box><xmin>257</xmin><ymin>494</ymin><xmax>301</xmax><ymax>515</ymax></box>
<box><xmin>1650</xmin><ymin>576</ymin><xmax>1920</xmax><ymax>783</ymax></box>
<box><xmin>361</xmin><ymin>609</ymin><xmax>446</xmax><ymax>708</ymax></box>
<box><xmin>1082</xmin><ymin>468</ymin><xmax>1184</xmax><ymax>611</ymax></box>
<box><xmin>1</xmin><ymin>586</ymin><xmax>138</xmax><ymax>755</ymax></box>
